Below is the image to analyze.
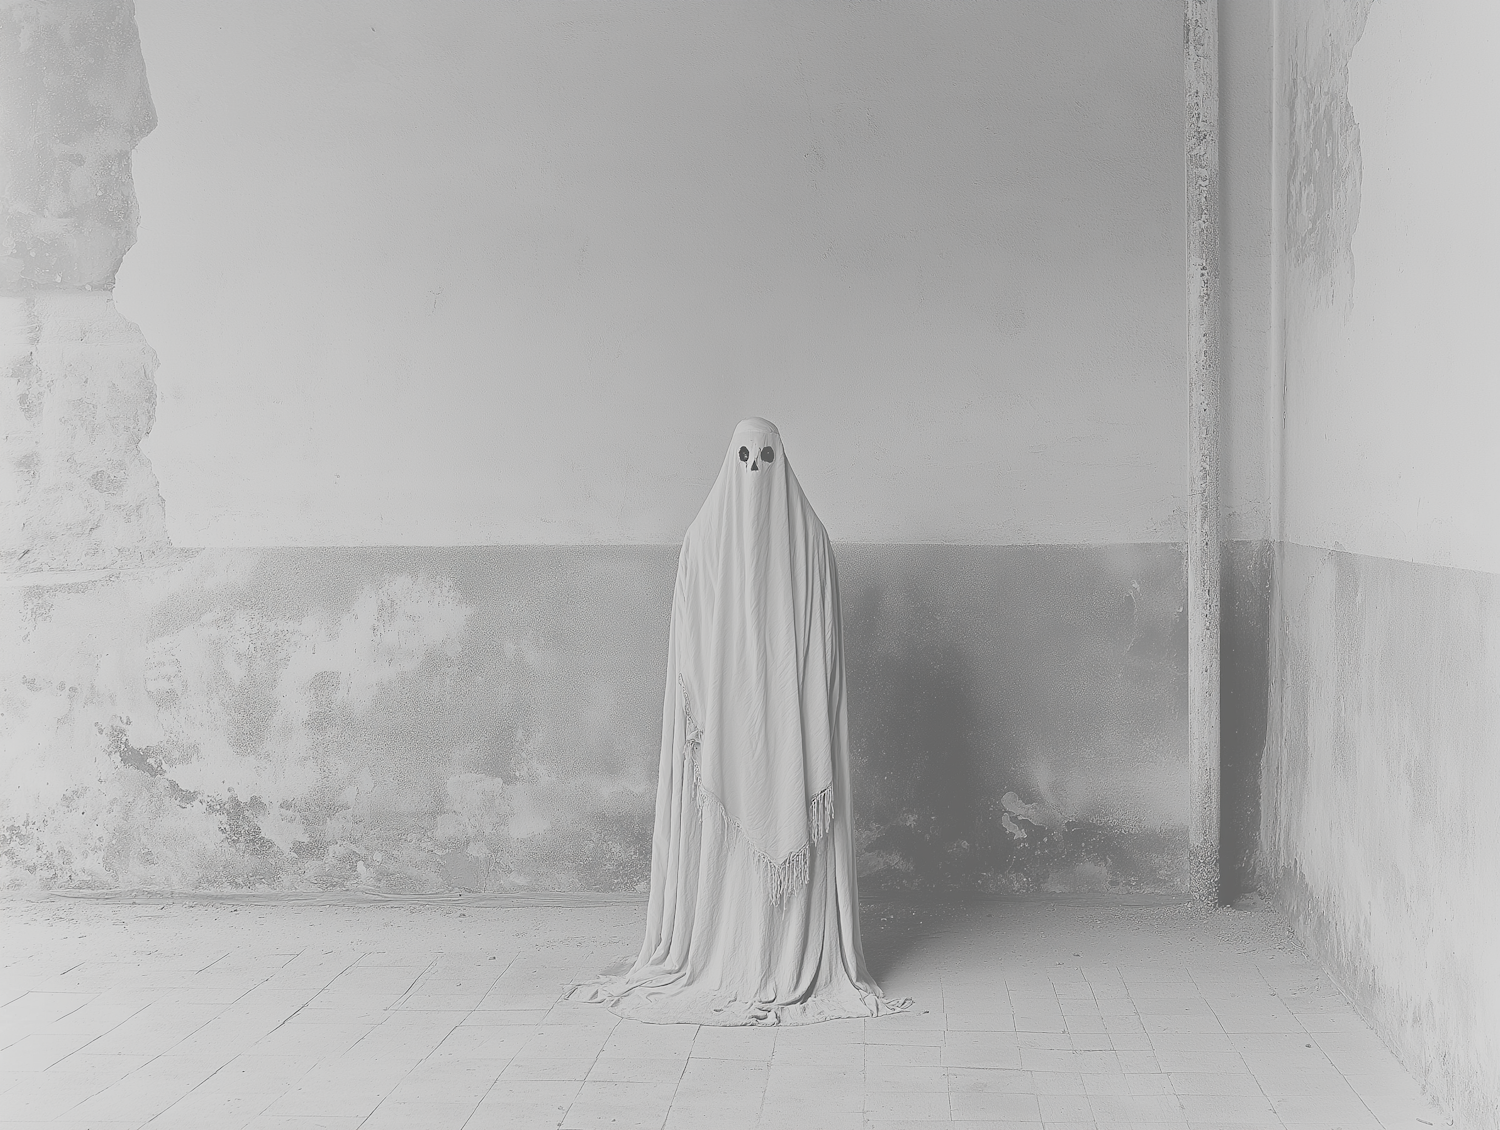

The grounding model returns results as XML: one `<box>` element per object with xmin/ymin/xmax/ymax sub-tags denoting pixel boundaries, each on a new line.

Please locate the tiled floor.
<box><xmin>0</xmin><ymin>892</ymin><xmax>1450</xmax><ymax>1129</ymax></box>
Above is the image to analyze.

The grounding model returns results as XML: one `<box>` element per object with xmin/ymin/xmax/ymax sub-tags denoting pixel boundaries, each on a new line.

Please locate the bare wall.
<box><xmin>1278</xmin><ymin>0</ymin><xmax>1500</xmax><ymax>574</ymax></box>
<box><xmin>1264</xmin><ymin>2</ymin><xmax>1500</xmax><ymax>1125</ymax></box>
<box><xmin>1220</xmin><ymin>0</ymin><xmax>1276</xmax><ymax>544</ymax></box>
<box><xmin>119</xmin><ymin>0</ymin><xmax>1195</xmax><ymax>548</ymax></box>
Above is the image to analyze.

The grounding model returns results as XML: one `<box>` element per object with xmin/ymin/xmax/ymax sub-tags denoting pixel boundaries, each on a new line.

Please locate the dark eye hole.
<box><xmin>739</xmin><ymin>446</ymin><xmax>749</xmax><ymax>462</ymax></box>
<box><xmin>760</xmin><ymin>447</ymin><xmax>775</xmax><ymax>464</ymax></box>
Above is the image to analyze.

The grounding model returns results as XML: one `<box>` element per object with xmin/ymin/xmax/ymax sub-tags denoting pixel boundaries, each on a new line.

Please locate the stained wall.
<box><xmin>4</xmin><ymin>2</ymin><xmax>1279</xmax><ymax>902</ymax></box>
<box><xmin>1217</xmin><ymin>0</ymin><xmax>1276</xmax><ymax>900</ymax></box>
<box><xmin>1262</xmin><ymin>2</ymin><xmax>1500</xmax><ymax>1125</ymax></box>
<box><xmin>2</xmin><ymin>544</ymin><xmax>1188</xmax><ymax>894</ymax></box>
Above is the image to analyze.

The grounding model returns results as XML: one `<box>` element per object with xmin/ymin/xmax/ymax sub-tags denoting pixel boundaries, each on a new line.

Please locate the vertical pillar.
<box><xmin>1185</xmin><ymin>0</ymin><xmax>1222</xmax><ymax>907</ymax></box>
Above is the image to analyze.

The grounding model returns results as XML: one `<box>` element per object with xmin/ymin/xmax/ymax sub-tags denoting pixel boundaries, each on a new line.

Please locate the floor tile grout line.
<box><xmin>750</xmin><ymin>1026</ymin><xmax>773</xmax><ymax>1130</ymax></box>
<box><xmin>42</xmin><ymin>987</ymin><xmax>229</xmax><ymax>1120</ymax></box>
<box><xmin>381</xmin><ymin>954</ymin><xmax>442</xmax><ymax>1013</ymax></box>
<box><xmin>2</xmin><ymin>905</ymin><xmax>1456</xmax><ymax>1130</ymax></box>
<box><xmin>452</xmin><ymin>996</ymin><xmax>536</xmax><ymax>1130</ymax></box>
<box><xmin>193</xmin><ymin>948</ymin><xmax>237</xmax><ymax>975</ymax></box>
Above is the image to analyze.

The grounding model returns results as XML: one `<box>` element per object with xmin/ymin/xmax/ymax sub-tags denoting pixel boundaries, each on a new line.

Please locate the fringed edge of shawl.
<box><xmin>678</xmin><ymin>674</ymin><xmax>834</xmax><ymax>906</ymax></box>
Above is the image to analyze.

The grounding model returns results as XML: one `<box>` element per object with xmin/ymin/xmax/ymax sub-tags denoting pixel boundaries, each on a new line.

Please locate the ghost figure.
<box><xmin>565</xmin><ymin>418</ymin><xmax>911</xmax><ymax>1025</ymax></box>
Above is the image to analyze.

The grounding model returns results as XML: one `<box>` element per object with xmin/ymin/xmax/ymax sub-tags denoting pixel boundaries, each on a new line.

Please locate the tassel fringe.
<box><xmin>679</xmin><ymin>675</ymin><xmax>833</xmax><ymax>906</ymax></box>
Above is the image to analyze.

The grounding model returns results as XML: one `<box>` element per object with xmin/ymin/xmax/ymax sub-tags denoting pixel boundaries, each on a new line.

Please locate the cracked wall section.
<box><xmin>1</xmin><ymin>0</ymin><xmax>168</xmax><ymax>571</ymax></box>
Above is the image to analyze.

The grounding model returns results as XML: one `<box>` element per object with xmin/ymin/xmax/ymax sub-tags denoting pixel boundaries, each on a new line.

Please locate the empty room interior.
<box><xmin>2</xmin><ymin>1</ymin><xmax>1497</xmax><ymax>1129</ymax></box>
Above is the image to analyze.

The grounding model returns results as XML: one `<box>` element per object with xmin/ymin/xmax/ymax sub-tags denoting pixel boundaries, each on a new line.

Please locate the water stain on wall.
<box><xmin>841</xmin><ymin>544</ymin><xmax>1188</xmax><ymax>894</ymax></box>
<box><xmin>3</xmin><ymin>544</ymin><xmax>1190</xmax><ymax>896</ymax></box>
<box><xmin>1284</xmin><ymin>0</ymin><xmax>1373</xmax><ymax>298</ymax></box>
<box><xmin>1264</xmin><ymin>543</ymin><xmax>1500</xmax><ymax>1129</ymax></box>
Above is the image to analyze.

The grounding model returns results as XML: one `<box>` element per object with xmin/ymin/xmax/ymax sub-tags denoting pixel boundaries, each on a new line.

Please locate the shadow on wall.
<box><xmin>2</xmin><ymin>544</ymin><xmax>1191</xmax><ymax>895</ymax></box>
<box><xmin>1220</xmin><ymin>540</ymin><xmax>1273</xmax><ymax>902</ymax></box>
<box><xmin>840</xmin><ymin>545</ymin><xmax>1188</xmax><ymax>895</ymax></box>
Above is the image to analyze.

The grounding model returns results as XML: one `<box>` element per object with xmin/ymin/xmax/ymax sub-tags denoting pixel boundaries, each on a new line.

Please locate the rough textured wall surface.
<box><xmin>1263</xmin><ymin>544</ymin><xmax>1500</xmax><ymax>1130</ymax></box>
<box><xmin>0</xmin><ymin>293</ymin><xmax>167</xmax><ymax>569</ymax></box>
<box><xmin>0</xmin><ymin>0</ymin><xmax>155</xmax><ymax>293</ymax></box>
<box><xmin>1282</xmin><ymin>0</ymin><xmax>1371</xmax><ymax>304</ymax></box>
<box><xmin>1</xmin><ymin>0</ymin><xmax>168</xmax><ymax>571</ymax></box>
<box><xmin>1</xmin><ymin>544</ymin><xmax>1189</xmax><ymax>895</ymax></box>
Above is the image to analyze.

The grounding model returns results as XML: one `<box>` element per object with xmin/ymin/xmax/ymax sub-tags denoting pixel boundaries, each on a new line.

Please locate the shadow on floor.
<box><xmin>858</xmin><ymin>892</ymin><xmax>1193</xmax><ymax>986</ymax></box>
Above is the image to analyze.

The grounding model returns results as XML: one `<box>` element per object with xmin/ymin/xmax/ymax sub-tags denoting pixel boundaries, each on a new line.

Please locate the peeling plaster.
<box><xmin>1</xmin><ymin>293</ymin><xmax>169</xmax><ymax>569</ymax></box>
<box><xmin>3</xmin><ymin>544</ymin><xmax>1191</xmax><ymax>896</ymax></box>
<box><xmin>0</xmin><ymin>0</ymin><xmax>156</xmax><ymax>293</ymax></box>
<box><xmin>1</xmin><ymin>1</ymin><xmax>169</xmax><ymax>571</ymax></box>
<box><xmin>0</xmin><ymin>548</ymin><xmax>673</xmax><ymax>893</ymax></box>
<box><xmin>1283</xmin><ymin>0</ymin><xmax>1373</xmax><ymax>304</ymax></box>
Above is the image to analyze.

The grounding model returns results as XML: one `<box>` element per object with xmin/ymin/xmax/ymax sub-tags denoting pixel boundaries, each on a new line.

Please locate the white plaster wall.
<box><xmin>119</xmin><ymin>0</ymin><xmax>1190</xmax><ymax>547</ymax></box>
<box><xmin>1266</xmin><ymin>4</ymin><xmax>1500</xmax><ymax>1122</ymax></box>
<box><xmin>1268</xmin><ymin>543</ymin><xmax>1500</xmax><ymax>1129</ymax></box>
<box><xmin>1280</xmin><ymin>1</ymin><xmax>1500</xmax><ymax>574</ymax></box>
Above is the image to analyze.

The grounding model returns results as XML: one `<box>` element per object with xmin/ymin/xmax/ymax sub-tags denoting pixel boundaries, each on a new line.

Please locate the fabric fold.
<box><xmin>561</xmin><ymin>417</ymin><xmax>912</xmax><ymax>1025</ymax></box>
<box><xmin>678</xmin><ymin>673</ymin><xmax>836</xmax><ymax>906</ymax></box>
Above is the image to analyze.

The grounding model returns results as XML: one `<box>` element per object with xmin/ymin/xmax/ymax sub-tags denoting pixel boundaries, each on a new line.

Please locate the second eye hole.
<box><xmin>760</xmin><ymin>447</ymin><xmax>775</xmax><ymax>463</ymax></box>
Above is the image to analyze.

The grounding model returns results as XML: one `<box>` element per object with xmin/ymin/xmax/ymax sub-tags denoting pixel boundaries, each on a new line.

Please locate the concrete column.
<box><xmin>1</xmin><ymin>0</ymin><xmax>168</xmax><ymax>572</ymax></box>
<box><xmin>1185</xmin><ymin>0</ymin><xmax>1222</xmax><ymax>906</ymax></box>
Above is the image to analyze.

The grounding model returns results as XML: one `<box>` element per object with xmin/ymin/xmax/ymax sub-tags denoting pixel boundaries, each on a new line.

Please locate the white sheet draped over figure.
<box><xmin>565</xmin><ymin>418</ymin><xmax>911</xmax><ymax>1025</ymax></box>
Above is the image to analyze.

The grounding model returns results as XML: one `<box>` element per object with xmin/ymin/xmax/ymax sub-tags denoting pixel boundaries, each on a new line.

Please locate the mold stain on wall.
<box><xmin>1</xmin><ymin>548</ymin><xmax>671</xmax><ymax>894</ymax></box>
<box><xmin>2</xmin><ymin>544</ymin><xmax>1191</xmax><ymax>897</ymax></box>
<box><xmin>842</xmin><ymin>544</ymin><xmax>1189</xmax><ymax>895</ymax></box>
<box><xmin>1284</xmin><ymin>0</ymin><xmax>1373</xmax><ymax>304</ymax></box>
